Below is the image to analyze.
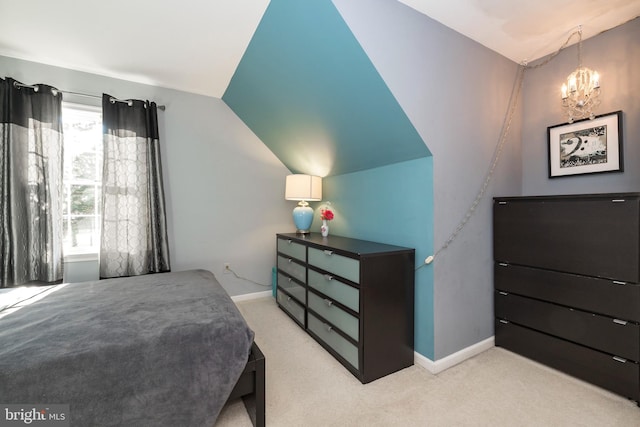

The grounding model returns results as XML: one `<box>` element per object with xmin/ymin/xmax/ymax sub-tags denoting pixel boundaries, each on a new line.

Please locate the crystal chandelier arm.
<box><xmin>557</xmin><ymin>25</ymin><xmax>600</xmax><ymax>122</ymax></box>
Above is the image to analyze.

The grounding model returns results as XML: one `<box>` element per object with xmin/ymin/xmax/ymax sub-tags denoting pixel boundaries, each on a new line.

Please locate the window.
<box><xmin>61</xmin><ymin>103</ymin><xmax>102</xmax><ymax>255</ymax></box>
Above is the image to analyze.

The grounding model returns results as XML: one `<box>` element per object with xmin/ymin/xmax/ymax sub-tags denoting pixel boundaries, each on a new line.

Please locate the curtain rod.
<box><xmin>12</xmin><ymin>81</ymin><xmax>166</xmax><ymax>111</ymax></box>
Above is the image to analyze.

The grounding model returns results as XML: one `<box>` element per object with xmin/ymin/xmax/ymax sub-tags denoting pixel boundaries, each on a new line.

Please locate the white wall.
<box><xmin>1</xmin><ymin>55</ymin><xmax>292</xmax><ymax>296</ymax></box>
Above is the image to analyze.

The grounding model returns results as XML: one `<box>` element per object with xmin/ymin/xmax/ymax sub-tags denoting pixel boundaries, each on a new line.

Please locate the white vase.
<box><xmin>321</xmin><ymin>220</ymin><xmax>329</xmax><ymax>237</ymax></box>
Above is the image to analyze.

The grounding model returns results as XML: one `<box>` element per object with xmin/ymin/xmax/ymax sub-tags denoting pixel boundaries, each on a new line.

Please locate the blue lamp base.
<box><xmin>292</xmin><ymin>203</ymin><xmax>313</xmax><ymax>234</ymax></box>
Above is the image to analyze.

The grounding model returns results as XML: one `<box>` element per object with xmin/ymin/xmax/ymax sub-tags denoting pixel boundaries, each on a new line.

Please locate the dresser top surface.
<box><xmin>494</xmin><ymin>192</ymin><xmax>640</xmax><ymax>202</ymax></box>
<box><xmin>277</xmin><ymin>233</ymin><xmax>414</xmax><ymax>256</ymax></box>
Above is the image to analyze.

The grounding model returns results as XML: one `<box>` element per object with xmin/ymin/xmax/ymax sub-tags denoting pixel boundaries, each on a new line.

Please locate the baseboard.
<box><xmin>231</xmin><ymin>291</ymin><xmax>273</xmax><ymax>303</ymax></box>
<box><xmin>414</xmin><ymin>336</ymin><xmax>495</xmax><ymax>375</ymax></box>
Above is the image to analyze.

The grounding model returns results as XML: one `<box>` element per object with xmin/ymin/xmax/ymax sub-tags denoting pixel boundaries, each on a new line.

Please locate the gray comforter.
<box><xmin>0</xmin><ymin>269</ymin><xmax>254</xmax><ymax>426</ymax></box>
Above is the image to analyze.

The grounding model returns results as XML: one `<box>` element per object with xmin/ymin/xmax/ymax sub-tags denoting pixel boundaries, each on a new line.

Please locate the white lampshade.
<box><xmin>285</xmin><ymin>174</ymin><xmax>322</xmax><ymax>201</ymax></box>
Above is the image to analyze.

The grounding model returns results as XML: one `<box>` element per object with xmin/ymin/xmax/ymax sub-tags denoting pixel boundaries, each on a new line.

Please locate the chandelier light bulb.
<box><xmin>569</xmin><ymin>76</ymin><xmax>577</xmax><ymax>92</ymax></box>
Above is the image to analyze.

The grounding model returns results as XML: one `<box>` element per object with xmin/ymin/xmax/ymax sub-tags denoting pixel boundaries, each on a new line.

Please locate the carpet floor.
<box><xmin>216</xmin><ymin>297</ymin><xmax>640</xmax><ymax>426</ymax></box>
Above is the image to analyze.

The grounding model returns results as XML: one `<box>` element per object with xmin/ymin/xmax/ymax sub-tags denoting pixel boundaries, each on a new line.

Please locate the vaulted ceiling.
<box><xmin>0</xmin><ymin>0</ymin><xmax>638</xmax><ymax>97</ymax></box>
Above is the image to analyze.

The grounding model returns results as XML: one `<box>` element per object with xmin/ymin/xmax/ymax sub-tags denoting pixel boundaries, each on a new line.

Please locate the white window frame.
<box><xmin>61</xmin><ymin>102</ymin><xmax>103</xmax><ymax>259</ymax></box>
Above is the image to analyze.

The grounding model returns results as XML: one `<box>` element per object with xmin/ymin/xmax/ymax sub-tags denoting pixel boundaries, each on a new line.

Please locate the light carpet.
<box><xmin>216</xmin><ymin>297</ymin><xmax>640</xmax><ymax>426</ymax></box>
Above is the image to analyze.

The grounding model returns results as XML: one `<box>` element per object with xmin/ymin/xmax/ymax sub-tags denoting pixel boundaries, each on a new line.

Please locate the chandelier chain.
<box><xmin>577</xmin><ymin>26</ymin><xmax>583</xmax><ymax>67</ymax></box>
<box><xmin>424</xmin><ymin>25</ymin><xmax>589</xmax><ymax>267</ymax></box>
<box><xmin>525</xmin><ymin>27</ymin><xmax>581</xmax><ymax>70</ymax></box>
<box><xmin>429</xmin><ymin>65</ymin><xmax>526</xmax><ymax>263</ymax></box>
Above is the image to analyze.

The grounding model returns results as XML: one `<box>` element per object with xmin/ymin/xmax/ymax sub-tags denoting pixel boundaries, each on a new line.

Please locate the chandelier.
<box><xmin>560</xmin><ymin>26</ymin><xmax>601</xmax><ymax>123</ymax></box>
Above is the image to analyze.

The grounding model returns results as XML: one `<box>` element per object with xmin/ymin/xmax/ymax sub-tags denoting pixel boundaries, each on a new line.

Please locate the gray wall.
<box><xmin>522</xmin><ymin>18</ymin><xmax>640</xmax><ymax>196</ymax></box>
<box><xmin>334</xmin><ymin>0</ymin><xmax>522</xmax><ymax>360</ymax></box>
<box><xmin>1</xmin><ymin>55</ymin><xmax>292</xmax><ymax>296</ymax></box>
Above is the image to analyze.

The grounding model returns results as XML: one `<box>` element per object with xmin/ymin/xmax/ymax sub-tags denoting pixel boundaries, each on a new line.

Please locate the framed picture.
<box><xmin>548</xmin><ymin>111</ymin><xmax>623</xmax><ymax>178</ymax></box>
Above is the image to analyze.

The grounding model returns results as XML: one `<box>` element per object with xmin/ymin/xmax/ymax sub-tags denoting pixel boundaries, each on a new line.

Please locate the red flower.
<box><xmin>321</xmin><ymin>208</ymin><xmax>334</xmax><ymax>221</ymax></box>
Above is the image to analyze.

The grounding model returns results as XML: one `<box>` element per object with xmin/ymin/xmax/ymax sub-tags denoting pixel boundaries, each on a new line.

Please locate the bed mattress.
<box><xmin>0</xmin><ymin>269</ymin><xmax>254</xmax><ymax>426</ymax></box>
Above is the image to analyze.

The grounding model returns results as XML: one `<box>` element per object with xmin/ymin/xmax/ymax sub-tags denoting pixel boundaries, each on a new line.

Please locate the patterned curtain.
<box><xmin>100</xmin><ymin>94</ymin><xmax>170</xmax><ymax>278</ymax></box>
<box><xmin>0</xmin><ymin>78</ymin><xmax>64</xmax><ymax>287</ymax></box>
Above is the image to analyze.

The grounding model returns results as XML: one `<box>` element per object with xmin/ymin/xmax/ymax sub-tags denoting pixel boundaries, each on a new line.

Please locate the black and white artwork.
<box><xmin>559</xmin><ymin>125</ymin><xmax>607</xmax><ymax>168</ymax></box>
<box><xmin>548</xmin><ymin>111</ymin><xmax>623</xmax><ymax>178</ymax></box>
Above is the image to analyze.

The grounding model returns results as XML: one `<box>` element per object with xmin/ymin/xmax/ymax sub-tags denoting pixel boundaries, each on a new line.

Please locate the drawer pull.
<box><xmin>498</xmin><ymin>291</ymin><xmax>509</xmax><ymax>296</ymax></box>
<box><xmin>498</xmin><ymin>263</ymin><xmax>508</xmax><ymax>267</ymax></box>
<box><xmin>287</xmin><ymin>258</ymin><xmax>292</xmax><ymax>263</ymax></box>
<box><xmin>613</xmin><ymin>356</ymin><xmax>627</xmax><ymax>363</ymax></box>
<box><xmin>499</xmin><ymin>319</ymin><xmax>509</xmax><ymax>324</ymax></box>
<box><xmin>287</xmin><ymin>296</ymin><xmax>292</xmax><ymax>302</ymax></box>
<box><xmin>287</xmin><ymin>239</ymin><xmax>293</xmax><ymax>244</ymax></box>
<box><xmin>498</xmin><ymin>201</ymin><xmax>507</xmax><ymax>205</ymax></box>
<box><xmin>324</xmin><ymin>299</ymin><xmax>333</xmax><ymax>307</ymax></box>
<box><xmin>613</xmin><ymin>319</ymin><xmax>628</xmax><ymax>326</ymax></box>
<box><xmin>611</xmin><ymin>199</ymin><xmax>626</xmax><ymax>203</ymax></box>
<box><xmin>287</xmin><ymin>277</ymin><xmax>292</xmax><ymax>283</ymax></box>
<box><xmin>324</xmin><ymin>250</ymin><xmax>333</xmax><ymax>256</ymax></box>
<box><xmin>325</xmin><ymin>324</ymin><xmax>333</xmax><ymax>333</ymax></box>
<box><xmin>612</xmin><ymin>280</ymin><xmax>626</xmax><ymax>285</ymax></box>
<box><xmin>324</xmin><ymin>274</ymin><xmax>333</xmax><ymax>282</ymax></box>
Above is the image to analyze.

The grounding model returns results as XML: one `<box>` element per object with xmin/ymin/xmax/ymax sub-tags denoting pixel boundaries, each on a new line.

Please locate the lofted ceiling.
<box><xmin>398</xmin><ymin>0</ymin><xmax>640</xmax><ymax>63</ymax></box>
<box><xmin>0</xmin><ymin>0</ymin><xmax>638</xmax><ymax>98</ymax></box>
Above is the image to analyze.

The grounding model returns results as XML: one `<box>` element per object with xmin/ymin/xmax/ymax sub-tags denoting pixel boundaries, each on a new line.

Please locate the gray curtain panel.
<box><xmin>0</xmin><ymin>78</ymin><xmax>64</xmax><ymax>287</ymax></box>
<box><xmin>100</xmin><ymin>94</ymin><xmax>170</xmax><ymax>278</ymax></box>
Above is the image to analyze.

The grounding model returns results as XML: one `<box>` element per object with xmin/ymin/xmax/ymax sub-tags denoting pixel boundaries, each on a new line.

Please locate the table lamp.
<box><xmin>285</xmin><ymin>174</ymin><xmax>322</xmax><ymax>234</ymax></box>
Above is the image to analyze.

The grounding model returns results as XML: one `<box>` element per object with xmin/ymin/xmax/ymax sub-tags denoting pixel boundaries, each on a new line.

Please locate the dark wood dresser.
<box><xmin>493</xmin><ymin>193</ymin><xmax>640</xmax><ymax>403</ymax></box>
<box><xmin>276</xmin><ymin>233</ymin><xmax>415</xmax><ymax>383</ymax></box>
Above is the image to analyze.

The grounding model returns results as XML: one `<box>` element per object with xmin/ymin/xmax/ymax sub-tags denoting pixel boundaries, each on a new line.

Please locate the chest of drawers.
<box><xmin>276</xmin><ymin>233</ymin><xmax>415</xmax><ymax>383</ymax></box>
<box><xmin>494</xmin><ymin>194</ymin><xmax>640</xmax><ymax>403</ymax></box>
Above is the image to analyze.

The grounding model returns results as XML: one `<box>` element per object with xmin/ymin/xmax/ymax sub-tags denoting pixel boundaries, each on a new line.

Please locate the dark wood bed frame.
<box><xmin>226</xmin><ymin>342</ymin><xmax>265</xmax><ymax>427</ymax></box>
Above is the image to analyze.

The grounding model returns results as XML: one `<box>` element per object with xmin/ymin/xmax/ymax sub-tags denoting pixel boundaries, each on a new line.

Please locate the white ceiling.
<box><xmin>0</xmin><ymin>0</ymin><xmax>638</xmax><ymax>98</ymax></box>
<box><xmin>399</xmin><ymin>0</ymin><xmax>640</xmax><ymax>63</ymax></box>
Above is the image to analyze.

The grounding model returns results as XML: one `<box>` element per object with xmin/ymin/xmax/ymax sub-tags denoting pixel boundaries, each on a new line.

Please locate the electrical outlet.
<box><xmin>224</xmin><ymin>263</ymin><xmax>231</xmax><ymax>273</ymax></box>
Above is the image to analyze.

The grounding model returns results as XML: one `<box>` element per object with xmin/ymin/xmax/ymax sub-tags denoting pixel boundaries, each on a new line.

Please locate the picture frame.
<box><xmin>548</xmin><ymin>111</ymin><xmax>623</xmax><ymax>178</ymax></box>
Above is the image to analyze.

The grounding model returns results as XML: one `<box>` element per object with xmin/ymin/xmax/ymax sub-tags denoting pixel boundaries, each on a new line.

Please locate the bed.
<box><xmin>0</xmin><ymin>269</ymin><xmax>264</xmax><ymax>426</ymax></box>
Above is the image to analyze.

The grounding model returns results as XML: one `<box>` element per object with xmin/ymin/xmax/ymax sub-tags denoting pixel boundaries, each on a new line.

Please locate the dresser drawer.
<box><xmin>308</xmin><ymin>291</ymin><xmax>358</xmax><ymax>341</ymax></box>
<box><xmin>277</xmin><ymin>289</ymin><xmax>305</xmax><ymax>326</ymax></box>
<box><xmin>308</xmin><ymin>268</ymin><xmax>359</xmax><ymax>313</ymax></box>
<box><xmin>496</xmin><ymin>320</ymin><xmax>639</xmax><ymax>401</ymax></box>
<box><xmin>277</xmin><ymin>237</ymin><xmax>306</xmax><ymax>262</ymax></box>
<box><xmin>493</xmin><ymin>196</ymin><xmax>640</xmax><ymax>282</ymax></box>
<box><xmin>308</xmin><ymin>312</ymin><xmax>359</xmax><ymax>370</ymax></box>
<box><xmin>495</xmin><ymin>263</ymin><xmax>640</xmax><ymax>322</ymax></box>
<box><xmin>308</xmin><ymin>247</ymin><xmax>359</xmax><ymax>283</ymax></box>
<box><xmin>277</xmin><ymin>255</ymin><xmax>306</xmax><ymax>284</ymax></box>
<box><xmin>277</xmin><ymin>272</ymin><xmax>306</xmax><ymax>305</ymax></box>
<box><xmin>496</xmin><ymin>292</ymin><xmax>640</xmax><ymax>361</ymax></box>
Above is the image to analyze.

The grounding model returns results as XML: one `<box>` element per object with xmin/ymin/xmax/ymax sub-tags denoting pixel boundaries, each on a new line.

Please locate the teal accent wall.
<box><xmin>222</xmin><ymin>0</ymin><xmax>430</xmax><ymax>177</ymax></box>
<box><xmin>313</xmin><ymin>157</ymin><xmax>434</xmax><ymax>358</ymax></box>
<box><xmin>222</xmin><ymin>0</ymin><xmax>434</xmax><ymax>358</ymax></box>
